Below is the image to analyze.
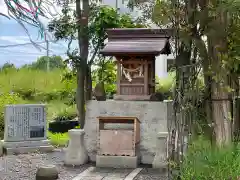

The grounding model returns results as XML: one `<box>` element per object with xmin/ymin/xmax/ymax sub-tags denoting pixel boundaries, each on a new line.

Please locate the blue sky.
<box><xmin>0</xmin><ymin>2</ymin><xmax>70</xmax><ymax>67</ymax></box>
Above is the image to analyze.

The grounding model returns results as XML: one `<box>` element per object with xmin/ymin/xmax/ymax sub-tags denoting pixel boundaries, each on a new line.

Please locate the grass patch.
<box><xmin>47</xmin><ymin>131</ymin><xmax>69</xmax><ymax>147</ymax></box>
<box><xmin>180</xmin><ymin>136</ymin><xmax>240</xmax><ymax>180</ymax></box>
<box><xmin>0</xmin><ymin>68</ymin><xmax>75</xmax><ymax>94</ymax></box>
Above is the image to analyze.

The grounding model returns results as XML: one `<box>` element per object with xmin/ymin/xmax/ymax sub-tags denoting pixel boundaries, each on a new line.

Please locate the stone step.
<box><xmin>72</xmin><ymin>166</ymin><xmax>143</xmax><ymax>180</ymax></box>
<box><xmin>96</xmin><ymin>155</ymin><xmax>140</xmax><ymax>168</ymax></box>
<box><xmin>4</xmin><ymin>145</ymin><xmax>54</xmax><ymax>155</ymax></box>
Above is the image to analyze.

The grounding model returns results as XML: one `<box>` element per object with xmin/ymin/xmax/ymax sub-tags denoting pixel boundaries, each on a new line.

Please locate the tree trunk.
<box><xmin>76</xmin><ymin>0</ymin><xmax>89</xmax><ymax>129</ymax></box>
<box><xmin>85</xmin><ymin>65</ymin><xmax>92</xmax><ymax>101</ymax></box>
<box><xmin>211</xmin><ymin>80</ymin><xmax>232</xmax><ymax>146</ymax></box>
<box><xmin>210</xmin><ymin>9</ymin><xmax>232</xmax><ymax>147</ymax></box>
<box><xmin>76</xmin><ymin>67</ymin><xmax>85</xmax><ymax>128</ymax></box>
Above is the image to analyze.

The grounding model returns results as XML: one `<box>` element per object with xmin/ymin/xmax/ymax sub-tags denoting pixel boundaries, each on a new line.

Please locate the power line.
<box><xmin>0</xmin><ymin>41</ymin><xmax>45</xmax><ymax>48</ymax></box>
<box><xmin>0</xmin><ymin>40</ymin><xmax>60</xmax><ymax>48</ymax></box>
<box><xmin>0</xmin><ymin>46</ymin><xmax>58</xmax><ymax>54</ymax></box>
<box><xmin>0</xmin><ymin>48</ymin><xmax>66</xmax><ymax>56</ymax></box>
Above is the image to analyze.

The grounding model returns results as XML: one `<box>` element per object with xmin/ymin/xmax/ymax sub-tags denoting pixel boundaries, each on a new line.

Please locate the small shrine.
<box><xmin>100</xmin><ymin>28</ymin><xmax>171</xmax><ymax>101</ymax></box>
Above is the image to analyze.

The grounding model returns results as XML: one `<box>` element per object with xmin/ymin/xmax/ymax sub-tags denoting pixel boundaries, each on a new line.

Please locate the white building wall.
<box><xmin>101</xmin><ymin>0</ymin><xmax>174</xmax><ymax>78</ymax></box>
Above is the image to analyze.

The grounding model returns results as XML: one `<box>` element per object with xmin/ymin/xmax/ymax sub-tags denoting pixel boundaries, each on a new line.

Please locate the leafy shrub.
<box><xmin>155</xmin><ymin>73</ymin><xmax>175</xmax><ymax>100</ymax></box>
<box><xmin>0</xmin><ymin>93</ymin><xmax>26</xmax><ymax>137</ymax></box>
<box><xmin>47</xmin><ymin>131</ymin><xmax>69</xmax><ymax>147</ymax></box>
<box><xmin>13</xmin><ymin>87</ymin><xmax>36</xmax><ymax>100</ymax></box>
<box><xmin>180</xmin><ymin>136</ymin><xmax>240</xmax><ymax>180</ymax></box>
<box><xmin>53</xmin><ymin>106</ymin><xmax>77</xmax><ymax>121</ymax></box>
<box><xmin>48</xmin><ymin>106</ymin><xmax>78</xmax><ymax>133</ymax></box>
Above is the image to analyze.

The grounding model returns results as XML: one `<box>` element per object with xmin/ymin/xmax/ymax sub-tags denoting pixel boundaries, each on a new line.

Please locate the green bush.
<box><xmin>47</xmin><ymin>131</ymin><xmax>69</xmax><ymax>147</ymax></box>
<box><xmin>53</xmin><ymin>106</ymin><xmax>77</xmax><ymax>121</ymax></box>
<box><xmin>155</xmin><ymin>73</ymin><xmax>175</xmax><ymax>99</ymax></box>
<box><xmin>13</xmin><ymin>87</ymin><xmax>36</xmax><ymax>100</ymax></box>
<box><xmin>180</xmin><ymin>136</ymin><xmax>240</xmax><ymax>180</ymax></box>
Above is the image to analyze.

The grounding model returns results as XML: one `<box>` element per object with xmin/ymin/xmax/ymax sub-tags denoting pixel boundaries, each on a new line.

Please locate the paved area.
<box><xmin>72</xmin><ymin>167</ymin><xmax>168</xmax><ymax>180</ymax></box>
<box><xmin>133</xmin><ymin>168</ymin><xmax>168</xmax><ymax>180</ymax></box>
<box><xmin>72</xmin><ymin>167</ymin><xmax>135</xmax><ymax>180</ymax></box>
<box><xmin>0</xmin><ymin>150</ymin><xmax>168</xmax><ymax>180</ymax></box>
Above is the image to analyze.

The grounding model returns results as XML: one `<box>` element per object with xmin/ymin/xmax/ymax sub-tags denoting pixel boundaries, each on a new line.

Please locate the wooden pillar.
<box><xmin>116</xmin><ymin>60</ymin><xmax>121</xmax><ymax>95</ymax></box>
<box><xmin>144</xmin><ymin>60</ymin><xmax>149</xmax><ymax>95</ymax></box>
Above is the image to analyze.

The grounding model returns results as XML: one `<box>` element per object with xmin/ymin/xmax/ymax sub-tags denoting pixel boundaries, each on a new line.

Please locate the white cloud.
<box><xmin>0</xmin><ymin>36</ymin><xmax>30</xmax><ymax>44</ymax></box>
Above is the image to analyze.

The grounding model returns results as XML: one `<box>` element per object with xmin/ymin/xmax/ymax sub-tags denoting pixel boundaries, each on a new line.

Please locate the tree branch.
<box><xmin>88</xmin><ymin>41</ymin><xmax>101</xmax><ymax>65</ymax></box>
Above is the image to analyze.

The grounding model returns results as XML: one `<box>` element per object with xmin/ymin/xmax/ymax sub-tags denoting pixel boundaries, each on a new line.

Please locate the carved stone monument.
<box><xmin>1</xmin><ymin>104</ymin><xmax>54</xmax><ymax>155</ymax></box>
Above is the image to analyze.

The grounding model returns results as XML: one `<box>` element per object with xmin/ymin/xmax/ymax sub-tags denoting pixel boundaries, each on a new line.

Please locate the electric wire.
<box><xmin>0</xmin><ymin>40</ymin><xmax>61</xmax><ymax>48</ymax></box>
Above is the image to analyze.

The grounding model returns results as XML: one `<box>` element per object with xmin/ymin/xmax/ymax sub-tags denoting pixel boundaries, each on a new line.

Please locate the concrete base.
<box><xmin>96</xmin><ymin>155</ymin><xmax>139</xmax><ymax>168</ymax></box>
<box><xmin>1</xmin><ymin>140</ymin><xmax>54</xmax><ymax>155</ymax></box>
<box><xmin>85</xmin><ymin>100</ymin><xmax>174</xmax><ymax>164</ymax></box>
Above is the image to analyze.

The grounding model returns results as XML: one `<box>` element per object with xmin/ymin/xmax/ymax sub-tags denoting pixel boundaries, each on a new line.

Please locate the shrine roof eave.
<box><xmin>100</xmin><ymin>39</ymin><xmax>171</xmax><ymax>57</ymax></box>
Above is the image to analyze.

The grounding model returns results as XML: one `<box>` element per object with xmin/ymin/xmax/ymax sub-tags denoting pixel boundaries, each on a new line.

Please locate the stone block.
<box><xmin>36</xmin><ymin>165</ymin><xmax>58</xmax><ymax>180</ymax></box>
<box><xmin>1</xmin><ymin>140</ymin><xmax>54</xmax><ymax>155</ymax></box>
<box><xmin>96</xmin><ymin>155</ymin><xmax>139</xmax><ymax>168</ymax></box>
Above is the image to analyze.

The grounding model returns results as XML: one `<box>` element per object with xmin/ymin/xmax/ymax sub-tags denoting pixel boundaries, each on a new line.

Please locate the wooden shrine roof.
<box><xmin>100</xmin><ymin>28</ymin><xmax>172</xmax><ymax>56</ymax></box>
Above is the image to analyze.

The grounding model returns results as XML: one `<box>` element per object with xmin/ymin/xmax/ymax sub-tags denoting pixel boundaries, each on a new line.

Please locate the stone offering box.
<box><xmin>97</xmin><ymin>116</ymin><xmax>140</xmax><ymax>156</ymax></box>
<box><xmin>1</xmin><ymin>104</ymin><xmax>53</xmax><ymax>155</ymax></box>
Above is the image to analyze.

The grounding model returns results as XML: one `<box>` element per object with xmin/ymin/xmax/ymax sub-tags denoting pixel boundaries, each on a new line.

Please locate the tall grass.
<box><xmin>180</xmin><ymin>136</ymin><xmax>240</xmax><ymax>180</ymax></box>
<box><xmin>0</xmin><ymin>68</ymin><xmax>75</xmax><ymax>94</ymax></box>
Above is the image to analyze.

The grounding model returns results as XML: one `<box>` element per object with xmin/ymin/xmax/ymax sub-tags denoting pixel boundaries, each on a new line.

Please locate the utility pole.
<box><xmin>115</xmin><ymin>0</ymin><xmax>118</xmax><ymax>12</ymax></box>
<box><xmin>44</xmin><ymin>33</ymin><xmax>49</xmax><ymax>71</ymax></box>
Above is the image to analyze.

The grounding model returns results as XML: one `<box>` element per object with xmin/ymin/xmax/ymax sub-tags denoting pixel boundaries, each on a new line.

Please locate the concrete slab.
<box><xmin>1</xmin><ymin>139</ymin><xmax>54</xmax><ymax>155</ymax></box>
<box><xmin>72</xmin><ymin>167</ymin><xmax>95</xmax><ymax>180</ymax></box>
<box><xmin>80</xmin><ymin>175</ymin><xmax>104</xmax><ymax>180</ymax></box>
<box><xmin>96</xmin><ymin>155</ymin><xmax>138</xmax><ymax>168</ymax></box>
<box><xmin>4</xmin><ymin>145</ymin><xmax>54</xmax><ymax>155</ymax></box>
<box><xmin>124</xmin><ymin>168</ymin><xmax>143</xmax><ymax>180</ymax></box>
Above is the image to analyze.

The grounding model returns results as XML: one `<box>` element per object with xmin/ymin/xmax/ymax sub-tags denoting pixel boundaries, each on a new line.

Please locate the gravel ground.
<box><xmin>0</xmin><ymin>149</ymin><xmax>90</xmax><ymax>180</ymax></box>
<box><xmin>134</xmin><ymin>168</ymin><xmax>168</xmax><ymax>180</ymax></box>
<box><xmin>0</xmin><ymin>150</ymin><xmax>169</xmax><ymax>180</ymax></box>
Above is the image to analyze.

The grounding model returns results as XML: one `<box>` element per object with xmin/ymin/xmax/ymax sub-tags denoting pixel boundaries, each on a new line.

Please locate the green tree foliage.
<box><xmin>23</xmin><ymin>56</ymin><xmax>65</xmax><ymax>71</ymax></box>
<box><xmin>92</xmin><ymin>58</ymin><xmax>116</xmax><ymax>96</ymax></box>
<box><xmin>48</xmin><ymin>3</ymin><xmax>144</xmax><ymax>66</ymax></box>
<box><xmin>0</xmin><ymin>63</ymin><xmax>16</xmax><ymax>71</ymax></box>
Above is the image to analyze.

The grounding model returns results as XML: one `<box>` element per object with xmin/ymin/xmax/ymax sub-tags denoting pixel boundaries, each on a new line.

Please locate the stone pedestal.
<box><xmin>64</xmin><ymin>129</ymin><xmax>88</xmax><ymax>166</ymax></box>
<box><xmin>152</xmin><ymin>132</ymin><xmax>168</xmax><ymax>169</ymax></box>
